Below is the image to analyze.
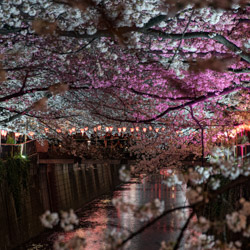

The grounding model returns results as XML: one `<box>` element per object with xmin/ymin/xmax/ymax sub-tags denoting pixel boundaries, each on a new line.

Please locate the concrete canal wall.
<box><xmin>0</xmin><ymin>158</ymin><xmax>122</xmax><ymax>249</ymax></box>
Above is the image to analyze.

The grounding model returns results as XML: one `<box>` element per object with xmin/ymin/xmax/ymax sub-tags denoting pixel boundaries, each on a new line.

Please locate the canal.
<box><xmin>21</xmin><ymin>168</ymin><xmax>189</xmax><ymax>250</ymax></box>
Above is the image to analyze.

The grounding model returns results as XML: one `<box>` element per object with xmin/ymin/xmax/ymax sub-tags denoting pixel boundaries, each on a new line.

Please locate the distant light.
<box><xmin>1</xmin><ymin>130</ymin><xmax>7</xmax><ymax>137</ymax></box>
<box><xmin>21</xmin><ymin>155</ymin><xmax>26</xmax><ymax>159</ymax></box>
<box><xmin>15</xmin><ymin>132</ymin><xmax>20</xmax><ymax>138</ymax></box>
<box><xmin>29</xmin><ymin>132</ymin><xmax>35</xmax><ymax>137</ymax></box>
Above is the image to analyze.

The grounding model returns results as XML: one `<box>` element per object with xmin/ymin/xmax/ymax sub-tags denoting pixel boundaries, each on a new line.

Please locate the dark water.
<box><xmin>23</xmin><ymin>168</ymin><xmax>189</xmax><ymax>250</ymax></box>
<box><xmin>0</xmin><ymin>161</ymin><xmax>121</xmax><ymax>249</ymax></box>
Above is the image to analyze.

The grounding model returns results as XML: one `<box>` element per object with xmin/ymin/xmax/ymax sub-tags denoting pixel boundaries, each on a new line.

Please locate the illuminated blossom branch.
<box><xmin>93</xmin><ymin>85</ymin><xmax>250</xmax><ymax>124</ymax></box>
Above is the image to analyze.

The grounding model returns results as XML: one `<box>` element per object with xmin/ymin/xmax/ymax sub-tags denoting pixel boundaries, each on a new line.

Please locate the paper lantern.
<box><xmin>143</xmin><ymin>128</ymin><xmax>147</xmax><ymax>133</ymax></box>
<box><xmin>161</xmin><ymin>127</ymin><xmax>165</xmax><ymax>131</ymax></box>
<box><xmin>29</xmin><ymin>132</ymin><xmax>35</xmax><ymax>137</ymax></box>
<box><xmin>15</xmin><ymin>132</ymin><xmax>20</xmax><ymax>138</ymax></box>
<box><xmin>97</xmin><ymin>125</ymin><xmax>102</xmax><ymax>131</ymax></box>
<box><xmin>1</xmin><ymin>130</ymin><xmax>7</xmax><ymax>137</ymax></box>
<box><xmin>72</xmin><ymin>127</ymin><xmax>76</xmax><ymax>132</ymax></box>
<box><xmin>94</xmin><ymin>127</ymin><xmax>97</xmax><ymax>132</ymax></box>
<box><xmin>105</xmin><ymin>127</ymin><xmax>109</xmax><ymax>132</ymax></box>
<box><xmin>44</xmin><ymin>128</ymin><xmax>49</xmax><ymax>132</ymax></box>
<box><xmin>84</xmin><ymin>127</ymin><xmax>88</xmax><ymax>131</ymax></box>
<box><xmin>80</xmin><ymin>129</ymin><xmax>84</xmax><ymax>134</ymax></box>
<box><xmin>109</xmin><ymin>127</ymin><xmax>113</xmax><ymax>132</ymax></box>
<box><xmin>69</xmin><ymin>129</ymin><xmax>72</xmax><ymax>135</ymax></box>
<box><xmin>155</xmin><ymin>128</ymin><xmax>160</xmax><ymax>133</ymax></box>
<box><xmin>118</xmin><ymin>128</ymin><xmax>122</xmax><ymax>133</ymax></box>
<box><xmin>122</xmin><ymin>127</ymin><xmax>127</xmax><ymax>132</ymax></box>
<box><xmin>130</xmin><ymin>128</ymin><xmax>134</xmax><ymax>133</ymax></box>
<box><xmin>56</xmin><ymin>129</ymin><xmax>62</xmax><ymax>133</ymax></box>
<box><xmin>135</xmin><ymin>127</ymin><xmax>139</xmax><ymax>132</ymax></box>
<box><xmin>149</xmin><ymin>126</ymin><xmax>152</xmax><ymax>131</ymax></box>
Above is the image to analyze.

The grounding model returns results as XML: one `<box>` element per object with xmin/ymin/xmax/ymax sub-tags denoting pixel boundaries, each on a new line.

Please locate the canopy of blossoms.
<box><xmin>0</xmin><ymin>0</ymin><xmax>249</xmax><ymax>138</ymax></box>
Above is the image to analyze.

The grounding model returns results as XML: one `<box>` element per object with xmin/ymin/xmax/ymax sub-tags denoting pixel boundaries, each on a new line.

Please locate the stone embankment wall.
<box><xmin>0</xmin><ymin>158</ymin><xmax>122</xmax><ymax>249</ymax></box>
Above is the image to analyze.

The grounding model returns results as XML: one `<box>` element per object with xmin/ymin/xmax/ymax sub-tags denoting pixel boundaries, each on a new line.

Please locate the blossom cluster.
<box><xmin>226</xmin><ymin>198</ymin><xmax>250</xmax><ymax>237</ymax></box>
<box><xmin>112</xmin><ymin>197</ymin><xmax>165</xmax><ymax>222</ymax></box>
<box><xmin>40</xmin><ymin>209</ymin><xmax>79</xmax><ymax>232</ymax></box>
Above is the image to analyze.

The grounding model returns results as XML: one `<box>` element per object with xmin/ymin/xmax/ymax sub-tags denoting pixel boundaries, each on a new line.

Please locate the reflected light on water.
<box><xmin>27</xmin><ymin>168</ymin><xmax>190</xmax><ymax>250</ymax></box>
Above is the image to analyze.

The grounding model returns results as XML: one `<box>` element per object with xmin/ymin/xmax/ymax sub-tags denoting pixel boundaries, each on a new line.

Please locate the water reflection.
<box><xmin>26</xmin><ymin>168</ymin><xmax>189</xmax><ymax>250</ymax></box>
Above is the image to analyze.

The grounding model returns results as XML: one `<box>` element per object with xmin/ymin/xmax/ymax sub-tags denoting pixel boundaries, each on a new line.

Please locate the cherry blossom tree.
<box><xmin>0</xmin><ymin>0</ymin><xmax>249</xmax><ymax>135</ymax></box>
<box><xmin>0</xmin><ymin>0</ymin><xmax>250</xmax><ymax>249</ymax></box>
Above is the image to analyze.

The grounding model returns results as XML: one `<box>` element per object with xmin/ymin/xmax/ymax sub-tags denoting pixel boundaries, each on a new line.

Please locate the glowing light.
<box><xmin>84</xmin><ymin>127</ymin><xmax>88</xmax><ymax>131</ymax></box>
<box><xmin>143</xmin><ymin>128</ymin><xmax>147</xmax><ymax>133</ymax></box>
<box><xmin>15</xmin><ymin>132</ymin><xmax>20</xmax><ymax>138</ymax></box>
<box><xmin>155</xmin><ymin>128</ymin><xmax>160</xmax><ymax>133</ymax></box>
<box><xmin>72</xmin><ymin>127</ymin><xmax>76</xmax><ymax>132</ymax></box>
<box><xmin>130</xmin><ymin>128</ymin><xmax>134</xmax><ymax>133</ymax></box>
<box><xmin>122</xmin><ymin>127</ymin><xmax>127</xmax><ymax>132</ymax></box>
<box><xmin>1</xmin><ymin>130</ymin><xmax>7</xmax><ymax>137</ymax></box>
<box><xmin>80</xmin><ymin>129</ymin><xmax>84</xmax><ymax>135</ymax></box>
<box><xmin>97</xmin><ymin>125</ymin><xmax>102</xmax><ymax>131</ymax></box>
<box><xmin>161</xmin><ymin>127</ymin><xmax>165</xmax><ymax>131</ymax></box>
<box><xmin>149</xmin><ymin>126</ymin><xmax>152</xmax><ymax>131</ymax></box>
<box><xmin>56</xmin><ymin>129</ymin><xmax>62</xmax><ymax>133</ymax></box>
<box><xmin>44</xmin><ymin>128</ymin><xmax>49</xmax><ymax>132</ymax></box>
<box><xmin>109</xmin><ymin>127</ymin><xmax>113</xmax><ymax>132</ymax></box>
<box><xmin>29</xmin><ymin>132</ymin><xmax>35</xmax><ymax>137</ymax></box>
<box><xmin>94</xmin><ymin>127</ymin><xmax>97</xmax><ymax>132</ymax></box>
<box><xmin>105</xmin><ymin>127</ymin><xmax>109</xmax><ymax>132</ymax></box>
<box><xmin>118</xmin><ymin>128</ymin><xmax>122</xmax><ymax>133</ymax></box>
<box><xmin>69</xmin><ymin>129</ymin><xmax>72</xmax><ymax>134</ymax></box>
<box><xmin>135</xmin><ymin>127</ymin><xmax>139</xmax><ymax>132</ymax></box>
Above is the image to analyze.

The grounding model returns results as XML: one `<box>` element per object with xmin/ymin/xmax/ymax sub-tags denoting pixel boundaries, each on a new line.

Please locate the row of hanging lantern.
<box><xmin>42</xmin><ymin>125</ymin><xmax>166</xmax><ymax>134</ymax></box>
<box><xmin>2</xmin><ymin>123</ymin><xmax>248</xmax><ymax>140</ymax></box>
<box><xmin>216</xmin><ymin>124</ymin><xmax>250</xmax><ymax>140</ymax></box>
<box><xmin>0</xmin><ymin>130</ymin><xmax>35</xmax><ymax>139</ymax></box>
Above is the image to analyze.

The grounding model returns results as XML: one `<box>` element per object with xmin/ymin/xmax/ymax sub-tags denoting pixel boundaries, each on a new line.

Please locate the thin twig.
<box><xmin>173</xmin><ymin>210</ymin><xmax>195</xmax><ymax>250</ymax></box>
<box><xmin>118</xmin><ymin>205</ymin><xmax>192</xmax><ymax>248</ymax></box>
<box><xmin>166</xmin><ymin>9</ymin><xmax>194</xmax><ymax>70</ymax></box>
<box><xmin>189</xmin><ymin>106</ymin><xmax>204</xmax><ymax>167</ymax></box>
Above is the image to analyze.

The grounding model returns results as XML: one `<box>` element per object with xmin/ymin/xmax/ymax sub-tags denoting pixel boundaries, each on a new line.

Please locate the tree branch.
<box><xmin>93</xmin><ymin>85</ymin><xmax>249</xmax><ymax>124</ymax></box>
<box><xmin>143</xmin><ymin>30</ymin><xmax>250</xmax><ymax>63</ymax></box>
<box><xmin>129</xmin><ymin>88</ymin><xmax>194</xmax><ymax>101</ymax></box>
<box><xmin>173</xmin><ymin>210</ymin><xmax>195</xmax><ymax>250</ymax></box>
<box><xmin>190</xmin><ymin>106</ymin><xmax>204</xmax><ymax>167</ymax></box>
<box><xmin>118</xmin><ymin>205</ymin><xmax>192</xmax><ymax>248</ymax></box>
